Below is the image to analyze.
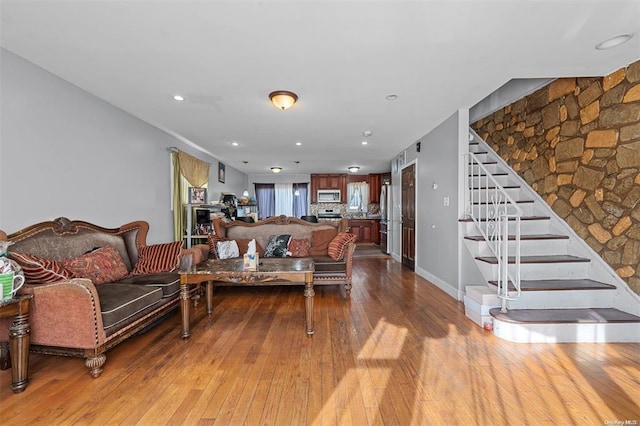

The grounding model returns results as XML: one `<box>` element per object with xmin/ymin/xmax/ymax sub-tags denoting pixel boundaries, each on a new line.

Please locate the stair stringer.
<box><xmin>466</xmin><ymin>129</ymin><xmax>640</xmax><ymax>317</ymax></box>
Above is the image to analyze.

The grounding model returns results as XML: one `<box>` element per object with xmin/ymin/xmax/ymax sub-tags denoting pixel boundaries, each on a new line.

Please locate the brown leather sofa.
<box><xmin>212</xmin><ymin>215</ymin><xmax>356</xmax><ymax>294</ymax></box>
<box><xmin>0</xmin><ymin>217</ymin><xmax>202</xmax><ymax>378</ymax></box>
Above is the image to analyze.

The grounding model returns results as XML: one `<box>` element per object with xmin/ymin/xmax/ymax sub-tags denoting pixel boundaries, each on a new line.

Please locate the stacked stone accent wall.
<box><xmin>472</xmin><ymin>60</ymin><xmax>640</xmax><ymax>295</ymax></box>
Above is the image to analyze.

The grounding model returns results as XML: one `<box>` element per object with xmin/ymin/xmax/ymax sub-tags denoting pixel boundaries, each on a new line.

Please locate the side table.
<box><xmin>0</xmin><ymin>295</ymin><xmax>32</xmax><ymax>393</ymax></box>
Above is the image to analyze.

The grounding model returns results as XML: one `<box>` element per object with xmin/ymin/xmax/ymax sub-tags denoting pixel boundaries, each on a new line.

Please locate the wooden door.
<box><xmin>401</xmin><ymin>164</ymin><xmax>415</xmax><ymax>269</ymax></box>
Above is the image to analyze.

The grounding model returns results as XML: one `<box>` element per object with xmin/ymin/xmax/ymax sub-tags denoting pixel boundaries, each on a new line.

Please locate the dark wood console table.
<box><xmin>0</xmin><ymin>295</ymin><xmax>32</xmax><ymax>393</ymax></box>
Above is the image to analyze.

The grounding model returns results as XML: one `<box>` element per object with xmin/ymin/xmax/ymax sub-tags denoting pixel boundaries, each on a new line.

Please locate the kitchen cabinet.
<box><xmin>369</xmin><ymin>174</ymin><xmax>382</xmax><ymax>203</ymax></box>
<box><xmin>348</xmin><ymin>219</ymin><xmax>380</xmax><ymax>244</ymax></box>
<box><xmin>311</xmin><ymin>174</ymin><xmax>347</xmax><ymax>203</ymax></box>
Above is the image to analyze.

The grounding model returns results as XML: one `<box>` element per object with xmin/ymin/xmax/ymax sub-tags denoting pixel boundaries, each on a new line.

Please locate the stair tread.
<box><xmin>475</xmin><ymin>254</ymin><xmax>590</xmax><ymax>264</ymax></box>
<box><xmin>470</xmin><ymin>185</ymin><xmax>520</xmax><ymax>189</ymax></box>
<box><xmin>465</xmin><ymin>233</ymin><xmax>568</xmax><ymax>241</ymax></box>
<box><xmin>487</xmin><ymin>279</ymin><xmax>616</xmax><ymax>291</ymax></box>
<box><xmin>471</xmin><ymin>173</ymin><xmax>508</xmax><ymax>177</ymax></box>
<box><xmin>460</xmin><ymin>215</ymin><xmax>550</xmax><ymax>222</ymax></box>
<box><xmin>470</xmin><ymin>199</ymin><xmax>532</xmax><ymax>204</ymax></box>
<box><xmin>490</xmin><ymin>308</ymin><xmax>640</xmax><ymax>324</ymax></box>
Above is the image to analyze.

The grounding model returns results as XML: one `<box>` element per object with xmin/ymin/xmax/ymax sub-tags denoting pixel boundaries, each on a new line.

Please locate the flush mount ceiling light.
<box><xmin>362</xmin><ymin>130</ymin><xmax>373</xmax><ymax>137</ymax></box>
<box><xmin>385</xmin><ymin>94</ymin><xmax>398</xmax><ymax>101</ymax></box>
<box><xmin>596</xmin><ymin>34</ymin><xmax>633</xmax><ymax>50</ymax></box>
<box><xmin>271</xmin><ymin>166</ymin><xmax>283</xmax><ymax>173</ymax></box>
<box><xmin>269</xmin><ymin>91</ymin><xmax>298</xmax><ymax>110</ymax></box>
<box><xmin>348</xmin><ymin>166</ymin><xmax>360</xmax><ymax>173</ymax></box>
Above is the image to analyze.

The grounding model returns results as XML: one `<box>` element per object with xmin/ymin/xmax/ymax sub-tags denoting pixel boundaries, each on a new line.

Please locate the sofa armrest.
<box><xmin>22</xmin><ymin>278</ymin><xmax>107</xmax><ymax>349</ymax></box>
<box><xmin>343</xmin><ymin>242</ymin><xmax>356</xmax><ymax>279</ymax></box>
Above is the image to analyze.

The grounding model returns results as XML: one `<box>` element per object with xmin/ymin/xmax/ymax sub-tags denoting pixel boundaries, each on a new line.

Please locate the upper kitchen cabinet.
<box><xmin>368</xmin><ymin>174</ymin><xmax>382</xmax><ymax>203</ymax></box>
<box><xmin>311</xmin><ymin>174</ymin><xmax>347</xmax><ymax>203</ymax></box>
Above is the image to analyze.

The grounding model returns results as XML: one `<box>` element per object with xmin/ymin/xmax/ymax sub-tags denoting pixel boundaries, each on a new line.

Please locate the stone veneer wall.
<box><xmin>472</xmin><ymin>59</ymin><xmax>640</xmax><ymax>295</ymax></box>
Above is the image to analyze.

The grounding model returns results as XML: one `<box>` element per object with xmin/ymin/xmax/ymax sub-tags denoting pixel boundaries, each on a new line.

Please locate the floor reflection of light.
<box><xmin>312</xmin><ymin>319</ymin><xmax>408</xmax><ymax>425</ymax></box>
<box><xmin>358</xmin><ymin>318</ymin><xmax>408</xmax><ymax>360</ymax></box>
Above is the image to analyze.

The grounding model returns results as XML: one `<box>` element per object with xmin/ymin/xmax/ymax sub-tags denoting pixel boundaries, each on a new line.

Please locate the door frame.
<box><xmin>399</xmin><ymin>159</ymin><xmax>418</xmax><ymax>268</ymax></box>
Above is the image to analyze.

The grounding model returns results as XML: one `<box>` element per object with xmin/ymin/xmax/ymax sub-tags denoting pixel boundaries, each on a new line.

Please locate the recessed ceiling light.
<box><xmin>361</xmin><ymin>141</ymin><xmax>368</xmax><ymax>145</ymax></box>
<box><xmin>271</xmin><ymin>166</ymin><xmax>282</xmax><ymax>173</ymax></box>
<box><xmin>295</xmin><ymin>142</ymin><xmax>302</xmax><ymax>146</ymax></box>
<box><xmin>173</xmin><ymin>95</ymin><xmax>185</xmax><ymax>101</ymax></box>
<box><xmin>231</xmin><ymin>142</ymin><xmax>239</xmax><ymax>146</ymax></box>
<box><xmin>362</xmin><ymin>130</ymin><xmax>373</xmax><ymax>137</ymax></box>
<box><xmin>385</xmin><ymin>94</ymin><xmax>398</xmax><ymax>100</ymax></box>
<box><xmin>596</xmin><ymin>34</ymin><xmax>633</xmax><ymax>50</ymax></box>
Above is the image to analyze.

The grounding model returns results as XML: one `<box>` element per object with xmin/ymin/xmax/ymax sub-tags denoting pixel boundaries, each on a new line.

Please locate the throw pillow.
<box><xmin>264</xmin><ymin>234</ymin><xmax>292</xmax><ymax>258</ymax></box>
<box><xmin>9</xmin><ymin>252</ymin><xmax>75</xmax><ymax>284</ymax></box>
<box><xmin>287</xmin><ymin>238</ymin><xmax>310</xmax><ymax>258</ymax></box>
<box><xmin>131</xmin><ymin>241</ymin><xmax>183</xmax><ymax>275</ymax></box>
<box><xmin>62</xmin><ymin>246</ymin><xmax>129</xmax><ymax>284</ymax></box>
<box><xmin>207</xmin><ymin>234</ymin><xmax>228</xmax><ymax>259</ymax></box>
<box><xmin>327</xmin><ymin>232</ymin><xmax>357</xmax><ymax>261</ymax></box>
<box><xmin>309</xmin><ymin>228</ymin><xmax>338</xmax><ymax>256</ymax></box>
<box><xmin>216</xmin><ymin>240</ymin><xmax>240</xmax><ymax>259</ymax></box>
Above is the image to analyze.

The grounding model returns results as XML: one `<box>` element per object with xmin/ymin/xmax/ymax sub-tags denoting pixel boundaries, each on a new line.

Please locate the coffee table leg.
<box><xmin>304</xmin><ymin>272</ymin><xmax>315</xmax><ymax>336</ymax></box>
<box><xmin>9</xmin><ymin>311</ymin><xmax>30</xmax><ymax>393</ymax></box>
<box><xmin>206</xmin><ymin>281</ymin><xmax>214</xmax><ymax>314</ymax></box>
<box><xmin>180</xmin><ymin>278</ymin><xmax>191</xmax><ymax>339</ymax></box>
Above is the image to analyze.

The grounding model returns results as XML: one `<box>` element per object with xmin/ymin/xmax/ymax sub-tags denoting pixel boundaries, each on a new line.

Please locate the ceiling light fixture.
<box><xmin>173</xmin><ymin>95</ymin><xmax>185</xmax><ymax>101</ymax></box>
<box><xmin>231</xmin><ymin>142</ymin><xmax>239</xmax><ymax>146</ymax></box>
<box><xmin>271</xmin><ymin>166</ymin><xmax>283</xmax><ymax>173</ymax></box>
<box><xmin>362</xmin><ymin>130</ymin><xmax>373</xmax><ymax>137</ymax></box>
<box><xmin>595</xmin><ymin>34</ymin><xmax>633</xmax><ymax>50</ymax></box>
<box><xmin>242</xmin><ymin>189</ymin><xmax>249</xmax><ymax>197</ymax></box>
<box><xmin>361</xmin><ymin>141</ymin><xmax>368</xmax><ymax>145</ymax></box>
<box><xmin>269</xmin><ymin>90</ymin><xmax>298</xmax><ymax>110</ymax></box>
<box><xmin>348</xmin><ymin>166</ymin><xmax>360</xmax><ymax>173</ymax></box>
<box><xmin>385</xmin><ymin>94</ymin><xmax>398</xmax><ymax>100</ymax></box>
<box><xmin>295</xmin><ymin>142</ymin><xmax>302</xmax><ymax>146</ymax></box>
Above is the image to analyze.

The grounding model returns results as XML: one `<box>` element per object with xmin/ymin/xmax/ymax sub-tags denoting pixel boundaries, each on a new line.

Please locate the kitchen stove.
<box><xmin>317</xmin><ymin>208</ymin><xmax>342</xmax><ymax>220</ymax></box>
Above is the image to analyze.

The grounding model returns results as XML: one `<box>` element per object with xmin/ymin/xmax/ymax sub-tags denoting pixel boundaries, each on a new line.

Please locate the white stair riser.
<box><xmin>469</xmin><ymin>203</ymin><xmax>535</xmax><ymax>217</ymax></box>
<box><xmin>462</xmin><ymin>219</ymin><xmax>552</xmax><ymax>235</ymax></box>
<box><xmin>468</xmin><ymin>188</ymin><xmax>524</xmax><ymax>202</ymax></box>
<box><xmin>492</xmin><ymin>320</ymin><xmax>640</xmax><ymax>343</ymax></box>
<box><xmin>469</xmin><ymin>163</ymin><xmax>503</xmax><ymax>174</ymax></box>
<box><xmin>467</xmin><ymin>239</ymin><xmax>570</xmax><ymax>257</ymax></box>
<box><xmin>476</xmin><ymin>261</ymin><xmax>590</xmax><ymax>280</ymax></box>
<box><xmin>505</xmin><ymin>289</ymin><xmax>616</xmax><ymax>309</ymax></box>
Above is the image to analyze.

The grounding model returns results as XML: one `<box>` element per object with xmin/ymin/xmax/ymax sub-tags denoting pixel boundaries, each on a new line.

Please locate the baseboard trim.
<box><xmin>416</xmin><ymin>266</ymin><xmax>461</xmax><ymax>300</ymax></box>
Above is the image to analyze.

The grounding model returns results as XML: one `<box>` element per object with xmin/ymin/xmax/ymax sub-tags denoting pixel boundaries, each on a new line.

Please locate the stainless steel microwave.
<box><xmin>317</xmin><ymin>189</ymin><xmax>341</xmax><ymax>203</ymax></box>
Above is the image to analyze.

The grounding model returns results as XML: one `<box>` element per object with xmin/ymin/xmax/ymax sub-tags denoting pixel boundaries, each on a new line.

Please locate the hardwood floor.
<box><xmin>1</xmin><ymin>256</ymin><xmax>639</xmax><ymax>425</ymax></box>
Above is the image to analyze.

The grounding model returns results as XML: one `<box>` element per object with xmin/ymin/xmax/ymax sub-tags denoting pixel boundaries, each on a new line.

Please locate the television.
<box><xmin>193</xmin><ymin>207</ymin><xmax>211</xmax><ymax>225</ymax></box>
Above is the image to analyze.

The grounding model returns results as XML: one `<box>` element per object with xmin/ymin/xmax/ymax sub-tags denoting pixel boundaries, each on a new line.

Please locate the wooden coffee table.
<box><xmin>178</xmin><ymin>257</ymin><xmax>315</xmax><ymax>339</ymax></box>
<box><xmin>0</xmin><ymin>295</ymin><xmax>32</xmax><ymax>393</ymax></box>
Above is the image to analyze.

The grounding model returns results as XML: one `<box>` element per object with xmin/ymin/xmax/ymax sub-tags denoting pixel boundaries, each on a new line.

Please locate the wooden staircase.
<box><xmin>462</xmin><ymin>134</ymin><xmax>640</xmax><ymax>343</ymax></box>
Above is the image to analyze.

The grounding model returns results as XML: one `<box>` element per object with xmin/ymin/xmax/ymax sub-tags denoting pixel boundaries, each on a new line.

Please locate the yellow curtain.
<box><xmin>178</xmin><ymin>151</ymin><xmax>210</xmax><ymax>187</ymax></box>
<box><xmin>172</xmin><ymin>152</ymin><xmax>185</xmax><ymax>242</ymax></box>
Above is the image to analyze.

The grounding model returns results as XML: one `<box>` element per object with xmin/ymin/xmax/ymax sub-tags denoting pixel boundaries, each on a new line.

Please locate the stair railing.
<box><xmin>465</xmin><ymin>150</ymin><xmax>522</xmax><ymax>312</ymax></box>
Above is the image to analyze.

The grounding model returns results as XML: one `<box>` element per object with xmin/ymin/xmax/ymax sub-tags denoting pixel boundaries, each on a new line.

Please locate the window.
<box><xmin>346</xmin><ymin>182</ymin><xmax>369</xmax><ymax>212</ymax></box>
<box><xmin>255</xmin><ymin>183</ymin><xmax>309</xmax><ymax>219</ymax></box>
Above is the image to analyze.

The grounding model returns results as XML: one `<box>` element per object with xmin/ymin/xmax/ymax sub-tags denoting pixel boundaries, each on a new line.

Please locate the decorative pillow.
<box><xmin>131</xmin><ymin>241</ymin><xmax>183</xmax><ymax>275</ymax></box>
<box><xmin>9</xmin><ymin>252</ymin><xmax>75</xmax><ymax>284</ymax></box>
<box><xmin>216</xmin><ymin>240</ymin><xmax>240</xmax><ymax>259</ymax></box>
<box><xmin>327</xmin><ymin>232</ymin><xmax>357</xmax><ymax>261</ymax></box>
<box><xmin>287</xmin><ymin>238</ymin><xmax>310</xmax><ymax>258</ymax></box>
<box><xmin>207</xmin><ymin>234</ymin><xmax>228</xmax><ymax>259</ymax></box>
<box><xmin>62</xmin><ymin>246</ymin><xmax>129</xmax><ymax>284</ymax></box>
<box><xmin>264</xmin><ymin>234</ymin><xmax>292</xmax><ymax>258</ymax></box>
<box><xmin>309</xmin><ymin>228</ymin><xmax>338</xmax><ymax>256</ymax></box>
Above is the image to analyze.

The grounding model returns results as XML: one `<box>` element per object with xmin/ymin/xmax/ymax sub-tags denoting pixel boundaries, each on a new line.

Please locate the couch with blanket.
<box><xmin>211</xmin><ymin>215</ymin><xmax>356</xmax><ymax>294</ymax></box>
<box><xmin>0</xmin><ymin>217</ymin><xmax>203</xmax><ymax>378</ymax></box>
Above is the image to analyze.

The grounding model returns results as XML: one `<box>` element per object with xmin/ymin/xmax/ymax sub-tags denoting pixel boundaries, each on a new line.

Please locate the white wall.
<box><xmin>391</xmin><ymin>110</ymin><xmax>468</xmax><ymax>299</ymax></box>
<box><xmin>0</xmin><ymin>49</ymin><xmax>245</xmax><ymax>243</ymax></box>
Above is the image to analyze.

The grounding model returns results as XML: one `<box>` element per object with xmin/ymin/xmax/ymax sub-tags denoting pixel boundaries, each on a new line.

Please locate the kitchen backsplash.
<box><xmin>311</xmin><ymin>203</ymin><xmax>380</xmax><ymax>218</ymax></box>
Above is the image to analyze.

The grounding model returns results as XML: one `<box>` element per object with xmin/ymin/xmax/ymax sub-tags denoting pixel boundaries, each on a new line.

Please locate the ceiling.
<box><xmin>2</xmin><ymin>1</ymin><xmax>639</xmax><ymax>175</ymax></box>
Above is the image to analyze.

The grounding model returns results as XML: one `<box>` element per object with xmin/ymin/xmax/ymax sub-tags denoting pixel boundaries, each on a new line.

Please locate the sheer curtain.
<box><xmin>293</xmin><ymin>183</ymin><xmax>309</xmax><ymax>217</ymax></box>
<box><xmin>255</xmin><ymin>184</ymin><xmax>275</xmax><ymax>219</ymax></box>
<box><xmin>346</xmin><ymin>181</ymin><xmax>369</xmax><ymax>212</ymax></box>
<box><xmin>275</xmin><ymin>183</ymin><xmax>294</xmax><ymax>216</ymax></box>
